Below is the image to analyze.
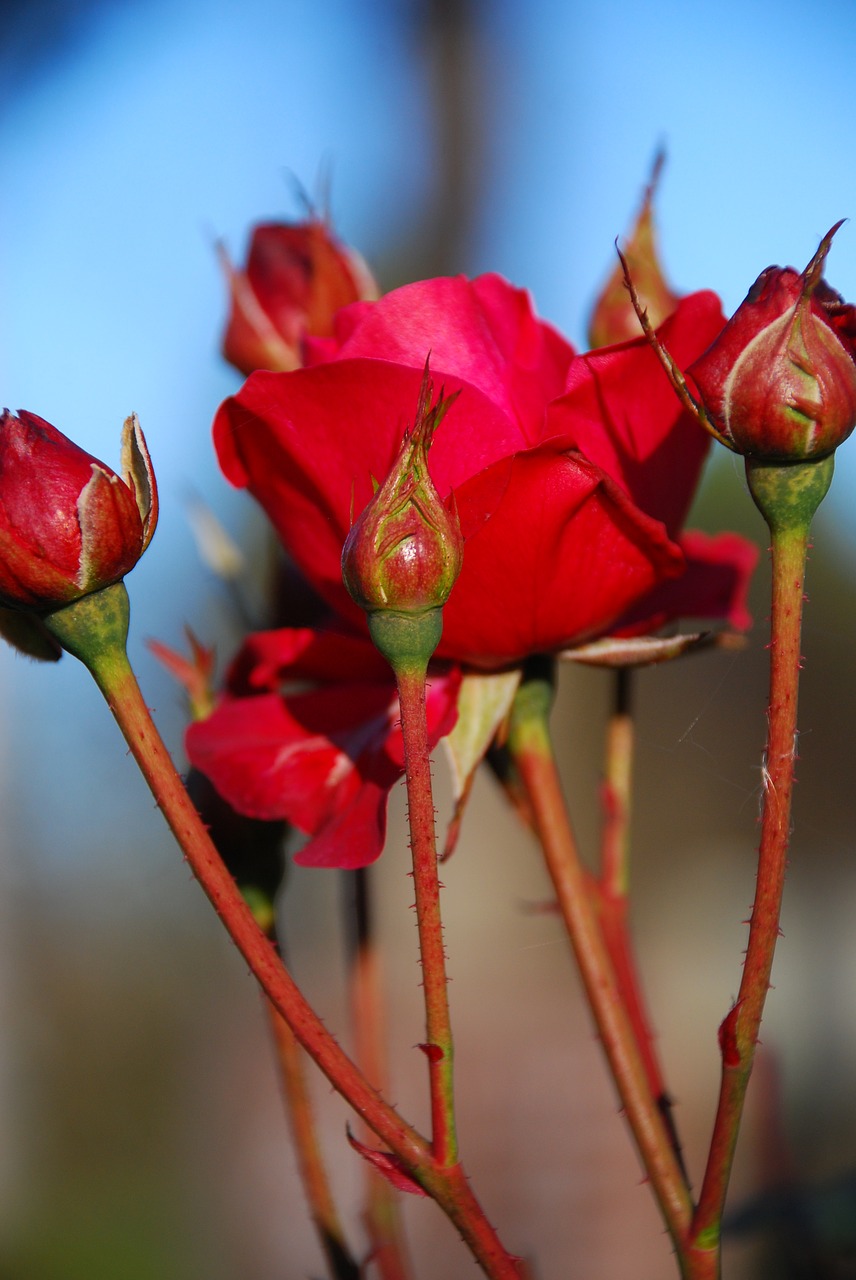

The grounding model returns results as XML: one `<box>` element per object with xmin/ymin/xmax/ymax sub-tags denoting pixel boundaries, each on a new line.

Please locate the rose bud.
<box><xmin>0</xmin><ymin>410</ymin><xmax>157</xmax><ymax>611</ymax></box>
<box><xmin>342</xmin><ymin>368</ymin><xmax>463</xmax><ymax>668</ymax></box>
<box><xmin>688</xmin><ymin>223</ymin><xmax>856</xmax><ymax>461</ymax></box>
<box><xmin>220</xmin><ymin>217</ymin><xmax>378</xmax><ymax>375</ymax></box>
<box><xmin>589</xmin><ymin>152</ymin><xmax>680</xmax><ymax>349</ymax></box>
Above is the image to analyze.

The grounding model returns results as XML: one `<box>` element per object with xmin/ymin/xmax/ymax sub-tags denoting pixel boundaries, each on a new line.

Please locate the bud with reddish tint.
<box><xmin>0</xmin><ymin>410</ymin><xmax>157</xmax><ymax>611</ymax></box>
<box><xmin>342</xmin><ymin>369</ymin><xmax>462</xmax><ymax>668</ymax></box>
<box><xmin>589</xmin><ymin>153</ymin><xmax>680</xmax><ymax>349</ymax></box>
<box><xmin>688</xmin><ymin>223</ymin><xmax>856</xmax><ymax>461</ymax></box>
<box><xmin>220</xmin><ymin>217</ymin><xmax>378</xmax><ymax>375</ymax></box>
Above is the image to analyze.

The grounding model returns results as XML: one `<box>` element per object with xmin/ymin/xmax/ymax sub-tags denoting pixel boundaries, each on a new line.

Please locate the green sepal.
<box><xmin>367</xmin><ymin>607</ymin><xmax>442</xmax><ymax>672</ymax></box>
<box><xmin>41</xmin><ymin>580</ymin><xmax>131</xmax><ymax>668</ymax></box>
<box><xmin>745</xmin><ymin>454</ymin><xmax>834</xmax><ymax>535</ymax></box>
<box><xmin>507</xmin><ymin>656</ymin><xmax>556</xmax><ymax>756</ymax></box>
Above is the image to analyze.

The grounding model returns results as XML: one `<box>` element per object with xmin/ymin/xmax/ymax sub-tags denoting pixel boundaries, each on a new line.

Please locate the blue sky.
<box><xmin>3</xmin><ymin>0</ymin><xmax>856</xmax><ymax>864</ymax></box>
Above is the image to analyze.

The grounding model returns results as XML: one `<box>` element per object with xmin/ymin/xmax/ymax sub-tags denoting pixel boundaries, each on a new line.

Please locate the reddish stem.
<box><xmin>599</xmin><ymin>668</ymin><xmax>634</xmax><ymax>901</ymax></box>
<box><xmin>346</xmin><ymin>870</ymin><xmax>414</xmax><ymax>1280</ymax></box>
<box><xmin>54</xmin><ymin>586</ymin><xmax>520</xmax><ymax>1280</ymax></box>
<box><xmin>90</xmin><ymin>640</ymin><xmax>429</xmax><ymax>1166</ymax></box>
<box><xmin>689</xmin><ymin>523</ymin><xmax>810</xmax><ymax>1262</ymax></box>
<box><xmin>507</xmin><ymin>670</ymin><xmax>693</xmax><ymax>1256</ymax></box>
<box><xmin>595</xmin><ymin>668</ymin><xmax>687</xmax><ymax>1184</ymax></box>
<box><xmin>395</xmin><ymin>664</ymin><xmax>457</xmax><ymax>1168</ymax></box>
<box><xmin>265</xmin><ymin>1000</ymin><xmax>361</xmax><ymax>1279</ymax></box>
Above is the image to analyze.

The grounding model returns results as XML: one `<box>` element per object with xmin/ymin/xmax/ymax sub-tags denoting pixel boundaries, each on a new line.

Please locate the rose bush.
<box><xmin>187</xmin><ymin>273</ymin><xmax>757</xmax><ymax>867</ymax></box>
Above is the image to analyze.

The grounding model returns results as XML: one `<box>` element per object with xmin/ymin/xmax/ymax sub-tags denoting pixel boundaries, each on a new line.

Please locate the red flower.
<box><xmin>214</xmin><ymin>274</ymin><xmax>752</xmax><ymax>667</ymax></box>
<box><xmin>189</xmin><ymin>273</ymin><xmax>758</xmax><ymax>868</ymax></box>
<box><xmin>186</xmin><ymin>628</ymin><xmax>460</xmax><ymax>868</ymax></box>
<box><xmin>0</xmin><ymin>410</ymin><xmax>157</xmax><ymax>610</ymax></box>
<box><xmin>688</xmin><ymin>225</ymin><xmax>856</xmax><ymax>461</ymax></box>
<box><xmin>552</xmin><ymin>296</ymin><xmax>759</xmax><ymax>633</ymax></box>
<box><xmin>220</xmin><ymin>218</ymin><xmax>378</xmax><ymax>376</ymax></box>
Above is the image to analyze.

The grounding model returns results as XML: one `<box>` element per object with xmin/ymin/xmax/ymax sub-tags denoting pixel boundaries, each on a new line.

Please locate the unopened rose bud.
<box><xmin>0</xmin><ymin>410</ymin><xmax>157</xmax><ymax>611</ymax></box>
<box><xmin>220</xmin><ymin>218</ymin><xmax>378</xmax><ymax>375</ymax></box>
<box><xmin>689</xmin><ymin>223</ymin><xmax>856</xmax><ymax>461</ymax></box>
<box><xmin>589</xmin><ymin>153</ymin><xmax>680</xmax><ymax>349</ymax></box>
<box><xmin>342</xmin><ymin>370</ymin><xmax>462</xmax><ymax>669</ymax></box>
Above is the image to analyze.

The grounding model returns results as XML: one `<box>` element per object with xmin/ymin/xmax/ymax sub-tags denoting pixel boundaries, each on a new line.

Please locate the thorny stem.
<box><xmin>507</xmin><ymin>662</ymin><xmax>693</xmax><ymax>1257</ymax></box>
<box><xmin>46</xmin><ymin>584</ymin><xmax>522</xmax><ymax>1280</ymax></box>
<box><xmin>154</xmin><ymin>629</ymin><xmax>357</xmax><ymax>1277</ymax></box>
<box><xmin>86</xmin><ymin>632</ymin><xmax>426</xmax><ymax>1154</ymax></box>
<box><xmin>688</xmin><ymin>457</ymin><xmax>832</xmax><ymax>1270</ymax></box>
<box><xmin>395</xmin><ymin>662</ymin><xmax>458</xmax><ymax>1168</ymax></box>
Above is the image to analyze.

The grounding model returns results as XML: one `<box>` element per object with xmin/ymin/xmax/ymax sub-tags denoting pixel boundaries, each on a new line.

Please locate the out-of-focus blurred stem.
<box><xmin>599</xmin><ymin>668</ymin><xmax>633</xmax><ymax>897</ymax></box>
<box><xmin>345</xmin><ymin>869</ymin><xmax>414</xmax><ymax>1280</ymax></box>
<box><xmin>594</xmin><ymin>668</ymin><xmax>687</xmax><ymax>1185</ymax></box>
<box><xmin>265</xmin><ymin>994</ymin><xmax>361</xmax><ymax>1280</ymax></box>
<box><xmin>507</xmin><ymin>660</ymin><xmax>692</xmax><ymax>1257</ymax></box>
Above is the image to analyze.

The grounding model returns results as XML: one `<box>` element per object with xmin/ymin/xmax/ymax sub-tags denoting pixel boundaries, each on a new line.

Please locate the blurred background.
<box><xmin>3</xmin><ymin>1</ymin><xmax>856</xmax><ymax>1276</ymax></box>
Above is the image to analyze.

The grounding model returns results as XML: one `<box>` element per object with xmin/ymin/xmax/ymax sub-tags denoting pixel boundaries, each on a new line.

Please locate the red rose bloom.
<box><xmin>188</xmin><ymin>273</ymin><xmax>757</xmax><ymax>867</ymax></box>
<box><xmin>214</xmin><ymin>274</ymin><xmax>752</xmax><ymax>665</ymax></box>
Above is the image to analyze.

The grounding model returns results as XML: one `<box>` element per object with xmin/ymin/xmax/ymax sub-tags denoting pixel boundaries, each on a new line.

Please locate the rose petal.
<box><xmin>312</xmin><ymin>274</ymin><xmax>574</xmax><ymax>438</ymax></box>
<box><xmin>552</xmin><ymin>292</ymin><xmax>726</xmax><ymax>535</ymax></box>
<box><xmin>614</xmin><ymin>530</ymin><xmax>759</xmax><ymax>635</ymax></box>
<box><xmin>214</xmin><ymin>361</ymin><xmax>527</xmax><ymax>623</ymax></box>
<box><xmin>438</xmin><ymin>444</ymin><xmax>685</xmax><ymax>667</ymax></box>
<box><xmin>227</xmin><ymin>626</ymin><xmax>390</xmax><ymax>693</ymax></box>
<box><xmin>187</xmin><ymin>640</ymin><xmax>461</xmax><ymax>871</ymax></box>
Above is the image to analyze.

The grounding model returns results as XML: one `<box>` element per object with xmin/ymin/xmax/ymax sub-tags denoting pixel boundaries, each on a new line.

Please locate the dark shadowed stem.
<box><xmin>595</xmin><ymin>667</ymin><xmax>688</xmax><ymax>1185</ymax></box>
<box><xmin>345</xmin><ymin>869</ymin><xmax>414</xmax><ymax>1280</ymax></box>
<box><xmin>508</xmin><ymin>664</ymin><xmax>693</xmax><ymax>1260</ymax></box>
<box><xmin>394</xmin><ymin>663</ymin><xmax>458</xmax><ymax>1168</ymax></box>
<box><xmin>687</xmin><ymin>523</ymin><xmax>811</xmax><ymax>1272</ymax></box>
<box><xmin>265</xmin><ymin>997</ymin><xmax>362</xmax><ymax>1280</ymax></box>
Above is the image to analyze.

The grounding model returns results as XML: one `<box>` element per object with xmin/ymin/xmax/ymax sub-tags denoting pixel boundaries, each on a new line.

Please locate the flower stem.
<box><xmin>599</xmin><ymin>668</ymin><xmax>634</xmax><ymax>901</ymax></box>
<box><xmin>689</xmin><ymin>456</ymin><xmax>833</xmax><ymax>1265</ymax></box>
<box><xmin>395</xmin><ymin>661</ymin><xmax>458</xmax><ymax>1168</ymax></box>
<box><xmin>44</xmin><ymin>585</ymin><xmax>429</xmax><ymax>1168</ymax></box>
<box><xmin>45</xmin><ymin>584</ymin><xmax>521</xmax><ymax>1280</ymax></box>
<box><xmin>507</xmin><ymin>662</ymin><xmax>693</xmax><ymax>1256</ymax></box>
<box><xmin>345</xmin><ymin>869</ymin><xmax>414</xmax><ymax>1280</ymax></box>
<box><xmin>265</xmin><ymin>999</ymin><xmax>362</xmax><ymax>1280</ymax></box>
<box><xmin>595</xmin><ymin>668</ymin><xmax>687</xmax><ymax>1185</ymax></box>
